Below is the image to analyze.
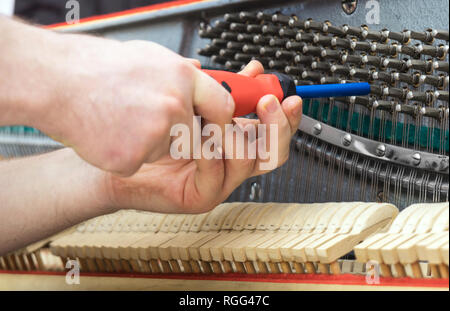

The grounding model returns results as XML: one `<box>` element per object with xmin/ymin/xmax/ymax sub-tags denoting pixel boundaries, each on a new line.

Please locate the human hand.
<box><xmin>102</xmin><ymin>61</ymin><xmax>302</xmax><ymax>214</ymax></box>
<box><xmin>39</xmin><ymin>37</ymin><xmax>235</xmax><ymax>176</ymax></box>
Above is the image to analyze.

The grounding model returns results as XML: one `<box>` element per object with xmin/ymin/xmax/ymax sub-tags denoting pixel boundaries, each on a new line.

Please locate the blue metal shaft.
<box><xmin>295</xmin><ymin>82</ymin><xmax>371</xmax><ymax>98</ymax></box>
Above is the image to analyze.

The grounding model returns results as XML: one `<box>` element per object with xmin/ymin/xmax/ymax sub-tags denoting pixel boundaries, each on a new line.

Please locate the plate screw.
<box><xmin>313</xmin><ymin>123</ymin><xmax>322</xmax><ymax>135</ymax></box>
<box><xmin>376</xmin><ymin>144</ymin><xmax>386</xmax><ymax>157</ymax></box>
<box><xmin>342</xmin><ymin>133</ymin><xmax>352</xmax><ymax>146</ymax></box>
<box><xmin>412</xmin><ymin>153</ymin><xmax>421</xmax><ymax>165</ymax></box>
<box><xmin>342</xmin><ymin>0</ymin><xmax>357</xmax><ymax>15</ymax></box>
<box><xmin>376</xmin><ymin>191</ymin><xmax>385</xmax><ymax>203</ymax></box>
<box><xmin>249</xmin><ymin>182</ymin><xmax>261</xmax><ymax>201</ymax></box>
<box><xmin>439</xmin><ymin>158</ymin><xmax>449</xmax><ymax>172</ymax></box>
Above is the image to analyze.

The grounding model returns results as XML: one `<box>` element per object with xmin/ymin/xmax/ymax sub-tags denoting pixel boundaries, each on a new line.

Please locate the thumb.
<box><xmin>253</xmin><ymin>95</ymin><xmax>292</xmax><ymax>175</ymax></box>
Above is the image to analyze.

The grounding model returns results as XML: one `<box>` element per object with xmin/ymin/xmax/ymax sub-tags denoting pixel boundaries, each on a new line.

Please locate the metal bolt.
<box><xmin>342</xmin><ymin>133</ymin><xmax>352</xmax><ymax>146</ymax></box>
<box><xmin>313</xmin><ymin>123</ymin><xmax>322</xmax><ymax>135</ymax></box>
<box><xmin>249</xmin><ymin>182</ymin><xmax>261</xmax><ymax>201</ymax></box>
<box><xmin>412</xmin><ymin>153</ymin><xmax>421</xmax><ymax>166</ymax></box>
<box><xmin>342</xmin><ymin>0</ymin><xmax>358</xmax><ymax>15</ymax></box>
<box><xmin>376</xmin><ymin>191</ymin><xmax>385</xmax><ymax>203</ymax></box>
<box><xmin>376</xmin><ymin>144</ymin><xmax>386</xmax><ymax>157</ymax></box>
<box><xmin>439</xmin><ymin>158</ymin><xmax>449</xmax><ymax>172</ymax></box>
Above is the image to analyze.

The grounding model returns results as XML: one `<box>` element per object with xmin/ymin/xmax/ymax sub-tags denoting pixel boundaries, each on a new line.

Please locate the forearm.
<box><xmin>0</xmin><ymin>148</ymin><xmax>112</xmax><ymax>255</ymax></box>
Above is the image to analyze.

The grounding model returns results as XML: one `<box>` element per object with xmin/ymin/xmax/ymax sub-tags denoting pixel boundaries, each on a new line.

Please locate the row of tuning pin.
<box><xmin>201</xmin><ymin>12</ymin><xmax>449</xmax><ymax>43</ymax></box>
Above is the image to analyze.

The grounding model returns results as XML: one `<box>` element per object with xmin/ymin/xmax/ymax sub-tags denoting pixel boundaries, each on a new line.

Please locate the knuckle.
<box><xmin>174</xmin><ymin>59</ymin><xmax>196</xmax><ymax>79</ymax></box>
<box><xmin>163</xmin><ymin>96</ymin><xmax>185</xmax><ymax>117</ymax></box>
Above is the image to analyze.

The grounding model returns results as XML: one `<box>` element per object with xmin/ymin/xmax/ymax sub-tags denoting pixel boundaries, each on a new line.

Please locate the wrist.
<box><xmin>57</xmin><ymin>148</ymin><xmax>118</xmax><ymax>215</ymax></box>
<box><xmin>76</xmin><ymin>152</ymin><xmax>119</xmax><ymax>215</ymax></box>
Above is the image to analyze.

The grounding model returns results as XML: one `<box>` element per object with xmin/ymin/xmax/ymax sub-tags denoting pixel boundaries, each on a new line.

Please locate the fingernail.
<box><xmin>263</xmin><ymin>96</ymin><xmax>279</xmax><ymax>113</ymax></box>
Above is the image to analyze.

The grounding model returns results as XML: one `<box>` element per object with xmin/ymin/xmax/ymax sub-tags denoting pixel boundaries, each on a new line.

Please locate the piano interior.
<box><xmin>0</xmin><ymin>0</ymin><xmax>448</xmax><ymax>291</ymax></box>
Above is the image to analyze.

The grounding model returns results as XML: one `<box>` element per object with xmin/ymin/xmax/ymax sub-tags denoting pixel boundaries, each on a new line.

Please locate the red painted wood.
<box><xmin>46</xmin><ymin>0</ymin><xmax>208</xmax><ymax>29</ymax></box>
<box><xmin>1</xmin><ymin>270</ymin><xmax>448</xmax><ymax>288</ymax></box>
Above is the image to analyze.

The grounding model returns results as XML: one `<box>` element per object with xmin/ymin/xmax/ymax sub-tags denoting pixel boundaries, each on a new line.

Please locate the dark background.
<box><xmin>14</xmin><ymin>0</ymin><xmax>173</xmax><ymax>25</ymax></box>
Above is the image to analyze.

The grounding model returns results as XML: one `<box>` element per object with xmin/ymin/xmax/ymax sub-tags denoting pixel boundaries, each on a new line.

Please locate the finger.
<box><xmin>193</xmin><ymin>70</ymin><xmax>235</xmax><ymax>126</ymax></box>
<box><xmin>192</xmin><ymin>69</ymin><xmax>235</xmax><ymax>202</ymax></box>
<box><xmin>220</xmin><ymin>94</ymin><xmax>293</xmax><ymax>195</ymax></box>
<box><xmin>253</xmin><ymin>94</ymin><xmax>292</xmax><ymax>175</ymax></box>
<box><xmin>192</xmin><ymin>119</ymin><xmax>226</xmax><ymax>208</ymax></box>
<box><xmin>186</xmin><ymin>58</ymin><xmax>201</xmax><ymax>69</ymax></box>
<box><xmin>238</xmin><ymin>60</ymin><xmax>264</xmax><ymax>77</ymax></box>
<box><xmin>219</xmin><ymin>121</ymin><xmax>259</xmax><ymax>196</ymax></box>
<box><xmin>280</xmin><ymin>96</ymin><xmax>303</xmax><ymax>135</ymax></box>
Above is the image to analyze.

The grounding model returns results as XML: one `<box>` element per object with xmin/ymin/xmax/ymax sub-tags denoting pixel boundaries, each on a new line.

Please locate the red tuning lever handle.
<box><xmin>202</xmin><ymin>69</ymin><xmax>286</xmax><ymax>117</ymax></box>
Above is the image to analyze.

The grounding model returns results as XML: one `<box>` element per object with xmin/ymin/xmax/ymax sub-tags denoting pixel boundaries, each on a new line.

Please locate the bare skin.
<box><xmin>0</xmin><ymin>17</ymin><xmax>302</xmax><ymax>255</ymax></box>
<box><xmin>0</xmin><ymin>16</ymin><xmax>235</xmax><ymax>176</ymax></box>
